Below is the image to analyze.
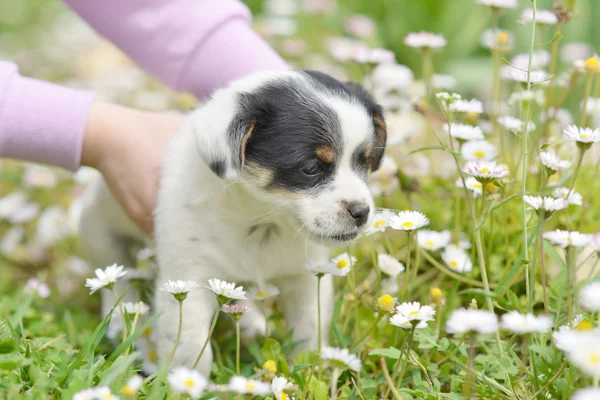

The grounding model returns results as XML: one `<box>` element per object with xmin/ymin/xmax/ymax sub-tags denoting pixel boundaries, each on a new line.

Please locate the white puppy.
<box><xmin>79</xmin><ymin>69</ymin><xmax>387</xmax><ymax>375</ymax></box>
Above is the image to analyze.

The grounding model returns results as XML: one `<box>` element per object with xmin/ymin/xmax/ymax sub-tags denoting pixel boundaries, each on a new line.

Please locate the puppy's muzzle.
<box><xmin>344</xmin><ymin>201</ymin><xmax>370</xmax><ymax>227</ymax></box>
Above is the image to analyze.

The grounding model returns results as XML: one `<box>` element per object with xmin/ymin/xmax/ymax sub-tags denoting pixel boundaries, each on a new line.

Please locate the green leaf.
<box><xmin>368</xmin><ymin>347</ymin><xmax>401</xmax><ymax>360</ymax></box>
<box><xmin>496</xmin><ymin>225</ymin><xmax>538</xmax><ymax>295</ymax></box>
<box><xmin>261</xmin><ymin>338</ymin><xmax>282</xmax><ymax>362</ymax></box>
<box><xmin>0</xmin><ymin>354</ymin><xmax>24</xmax><ymax>370</ymax></box>
<box><xmin>406</xmin><ymin>146</ymin><xmax>458</xmax><ymax>157</ymax></box>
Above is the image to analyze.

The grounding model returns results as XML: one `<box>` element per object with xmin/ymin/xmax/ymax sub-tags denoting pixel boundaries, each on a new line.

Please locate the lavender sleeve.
<box><xmin>0</xmin><ymin>0</ymin><xmax>287</xmax><ymax>170</ymax></box>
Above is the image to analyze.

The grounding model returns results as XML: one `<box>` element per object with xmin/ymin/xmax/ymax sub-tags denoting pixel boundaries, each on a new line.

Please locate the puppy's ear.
<box><xmin>344</xmin><ymin>82</ymin><xmax>387</xmax><ymax>172</ymax></box>
<box><xmin>190</xmin><ymin>91</ymin><xmax>255</xmax><ymax>180</ymax></box>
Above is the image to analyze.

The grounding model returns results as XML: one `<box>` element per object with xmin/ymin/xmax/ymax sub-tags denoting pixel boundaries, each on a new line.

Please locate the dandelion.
<box><xmin>461</xmin><ymin>140</ymin><xmax>498</xmax><ymax>161</ymax></box>
<box><xmin>73</xmin><ymin>387</ymin><xmax>118</xmax><ymax>400</ymax></box>
<box><xmin>497</xmin><ymin>115</ymin><xmax>536</xmax><ymax>133</ymax></box>
<box><xmin>441</xmin><ymin>245</ymin><xmax>473</xmax><ymax>273</ymax></box>
<box><xmin>364</xmin><ymin>209</ymin><xmax>396</xmax><ymax>235</ymax></box>
<box><xmin>579</xmin><ymin>282</ymin><xmax>600</xmax><ymax>311</ymax></box>
<box><xmin>552</xmin><ymin>187</ymin><xmax>583</xmax><ymax>206</ymax></box>
<box><xmin>481</xmin><ymin>29</ymin><xmax>514</xmax><ymax>52</ymax></box>
<box><xmin>543</xmin><ymin>230</ymin><xmax>591</xmax><ymax>248</ymax></box>
<box><xmin>248</xmin><ymin>284</ymin><xmax>280</xmax><ymax>300</ymax></box>
<box><xmin>321</xmin><ymin>346</ymin><xmax>362</xmax><ymax>372</ymax></box>
<box><xmin>445</xmin><ymin>308</ymin><xmax>499</xmax><ymax>334</ymax></box>
<box><xmin>168</xmin><ymin>367</ymin><xmax>208</xmax><ymax>398</ymax></box>
<box><xmin>403</xmin><ymin>31</ymin><xmax>447</xmax><ymax>49</ymax></box>
<box><xmin>389</xmin><ymin>210</ymin><xmax>429</xmax><ymax>232</ymax></box>
<box><xmin>228</xmin><ymin>376</ymin><xmax>272</xmax><ymax>396</ymax></box>
<box><xmin>271</xmin><ymin>376</ymin><xmax>295</xmax><ymax>400</ymax></box>
<box><xmin>24</xmin><ymin>278</ymin><xmax>50</xmax><ymax>298</ymax></box>
<box><xmin>390</xmin><ymin>301</ymin><xmax>435</xmax><ymax>329</ymax></box>
<box><xmin>540</xmin><ymin>151</ymin><xmax>571</xmax><ymax>174</ymax></box>
<box><xmin>475</xmin><ymin>0</ymin><xmax>517</xmax><ymax>9</ymax></box>
<box><xmin>416</xmin><ymin>229</ymin><xmax>451</xmax><ymax>251</ymax></box>
<box><xmin>449</xmin><ymin>98</ymin><xmax>484</xmax><ymax>114</ymax></box>
<box><xmin>206</xmin><ymin>278</ymin><xmax>246</xmax><ymax>304</ymax></box>
<box><xmin>377</xmin><ymin>254</ymin><xmax>405</xmax><ymax>277</ymax></box>
<box><xmin>161</xmin><ymin>280</ymin><xmax>199</xmax><ymax>301</ymax></box>
<box><xmin>121</xmin><ymin>375</ymin><xmax>143</xmax><ymax>397</ymax></box>
<box><xmin>85</xmin><ymin>264</ymin><xmax>127</xmax><ymax>294</ymax></box>
<box><xmin>443</xmin><ymin>123</ymin><xmax>484</xmax><ymax>141</ymax></box>
<box><xmin>566</xmin><ymin>332</ymin><xmax>600</xmax><ymax>378</ymax></box>
<box><xmin>522</xmin><ymin>195</ymin><xmax>568</xmax><ymax>214</ymax></box>
<box><xmin>519</xmin><ymin>9</ymin><xmax>558</xmax><ymax>25</ymax></box>
<box><xmin>462</xmin><ymin>160</ymin><xmax>509</xmax><ymax>183</ymax></box>
<box><xmin>500</xmin><ymin>311</ymin><xmax>553</xmax><ymax>334</ymax></box>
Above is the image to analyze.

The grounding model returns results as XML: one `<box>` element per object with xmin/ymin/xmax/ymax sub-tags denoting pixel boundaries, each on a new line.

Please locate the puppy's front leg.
<box><xmin>154</xmin><ymin>289</ymin><xmax>217</xmax><ymax>376</ymax></box>
<box><xmin>276</xmin><ymin>273</ymin><xmax>334</xmax><ymax>351</ymax></box>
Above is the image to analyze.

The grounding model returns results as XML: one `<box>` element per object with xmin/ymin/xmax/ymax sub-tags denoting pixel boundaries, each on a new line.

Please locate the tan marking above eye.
<box><xmin>315</xmin><ymin>146</ymin><xmax>335</xmax><ymax>164</ymax></box>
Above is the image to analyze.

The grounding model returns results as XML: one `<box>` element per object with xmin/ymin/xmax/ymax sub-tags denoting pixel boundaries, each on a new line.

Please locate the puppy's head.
<box><xmin>192</xmin><ymin>70</ymin><xmax>386</xmax><ymax>244</ymax></box>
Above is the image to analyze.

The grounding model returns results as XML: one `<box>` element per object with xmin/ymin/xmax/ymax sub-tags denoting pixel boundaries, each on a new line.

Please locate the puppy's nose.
<box><xmin>345</xmin><ymin>201</ymin><xmax>370</xmax><ymax>227</ymax></box>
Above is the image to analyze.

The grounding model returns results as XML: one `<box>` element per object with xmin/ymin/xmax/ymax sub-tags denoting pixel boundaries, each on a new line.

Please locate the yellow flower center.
<box><xmin>473</xmin><ymin>183</ymin><xmax>482</xmax><ymax>189</ymax></box>
<box><xmin>377</xmin><ymin>294</ymin><xmax>395</xmax><ymax>313</ymax></box>
<box><xmin>450</xmin><ymin>260</ymin><xmax>458</xmax><ymax>268</ymax></box>
<box><xmin>474</xmin><ymin>151</ymin><xmax>485</xmax><ymax>159</ymax></box>
<box><xmin>374</xmin><ymin>219</ymin><xmax>386</xmax><ymax>228</ymax></box>
<box><xmin>589</xmin><ymin>353</ymin><xmax>600</xmax><ymax>364</ymax></box>
<box><xmin>148</xmin><ymin>350</ymin><xmax>157</xmax><ymax>362</ymax></box>
<box><xmin>184</xmin><ymin>379</ymin><xmax>196</xmax><ymax>388</ymax></box>
<box><xmin>480</xmin><ymin>167</ymin><xmax>490</xmax><ymax>173</ymax></box>
<box><xmin>581</xmin><ymin>132</ymin><xmax>590</xmax><ymax>139</ymax></box>
<box><xmin>409</xmin><ymin>310</ymin><xmax>420</xmax><ymax>317</ymax></box>
<box><xmin>337</xmin><ymin>259</ymin><xmax>348</xmax><ymax>269</ymax></box>
<box><xmin>496</xmin><ymin>31</ymin><xmax>509</xmax><ymax>47</ymax></box>
<box><xmin>585</xmin><ymin>56</ymin><xmax>600</xmax><ymax>73</ymax></box>
<box><xmin>262</xmin><ymin>359</ymin><xmax>277</xmax><ymax>373</ymax></box>
<box><xmin>425</xmin><ymin>240</ymin><xmax>434</xmax><ymax>248</ymax></box>
<box><xmin>144</xmin><ymin>327</ymin><xmax>153</xmax><ymax>337</ymax></box>
<box><xmin>576</xmin><ymin>319</ymin><xmax>594</xmax><ymax>331</ymax></box>
<box><xmin>121</xmin><ymin>386</ymin><xmax>136</xmax><ymax>396</ymax></box>
<box><xmin>430</xmin><ymin>287</ymin><xmax>443</xmax><ymax>299</ymax></box>
<box><xmin>282</xmin><ymin>393</ymin><xmax>288</xmax><ymax>400</ymax></box>
<box><xmin>246</xmin><ymin>382</ymin><xmax>256</xmax><ymax>390</ymax></box>
<box><xmin>257</xmin><ymin>291</ymin><xmax>268</xmax><ymax>298</ymax></box>
<box><xmin>402</xmin><ymin>221</ymin><xmax>414</xmax><ymax>229</ymax></box>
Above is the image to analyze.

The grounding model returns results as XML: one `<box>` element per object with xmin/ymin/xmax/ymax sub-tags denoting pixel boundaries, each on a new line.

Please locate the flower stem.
<box><xmin>126</xmin><ymin>304</ymin><xmax>143</xmax><ymax>357</ymax></box>
<box><xmin>538</xmin><ymin>214</ymin><xmax>549</xmax><ymax>313</ymax></box>
<box><xmin>402</xmin><ymin>233</ymin><xmax>412</xmax><ymax>301</ymax></box>
<box><xmin>463</xmin><ymin>336</ymin><xmax>476</xmax><ymax>398</ymax></box>
<box><xmin>192</xmin><ymin>307</ymin><xmax>221</xmax><ymax>369</ymax></box>
<box><xmin>565</xmin><ymin>247</ymin><xmax>575</xmax><ymax>322</ymax></box>
<box><xmin>111</xmin><ymin>288</ymin><xmax>128</xmax><ymax>346</ymax></box>
<box><xmin>567</xmin><ymin>148</ymin><xmax>585</xmax><ymax>197</ymax></box>
<box><xmin>349</xmin><ymin>314</ymin><xmax>384</xmax><ymax>352</ymax></box>
<box><xmin>395</xmin><ymin>325</ymin><xmax>417</xmax><ymax>387</ymax></box>
<box><xmin>330</xmin><ymin>368</ymin><xmax>340</xmax><ymax>400</ymax></box>
<box><xmin>581</xmin><ymin>74</ymin><xmax>594</xmax><ymax>128</ymax></box>
<box><xmin>422</xmin><ymin>50</ymin><xmax>434</xmax><ymax>102</ymax></box>
<box><xmin>166</xmin><ymin>300</ymin><xmax>183</xmax><ymax>369</ymax></box>
<box><xmin>235</xmin><ymin>320</ymin><xmax>241</xmax><ymax>375</ymax></box>
<box><xmin>317</xmin><ymin>275</ymin><xmax>322</xmax><ymax>353</ymax></box>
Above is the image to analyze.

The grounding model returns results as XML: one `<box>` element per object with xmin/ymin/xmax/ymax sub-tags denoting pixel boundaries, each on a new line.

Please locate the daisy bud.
<box><xmin>496</xmin><ymin>31</ymin><xmax>510</xmax><ymax>48</ymax></box>
<box><xmin>430</xmin><ymin>288</ymin><xmax>446</xmax><ymax>306</ymax></box>
<box><xmin>584</xmin><ymin>56</ymin><xmax>600</xmax><ymax>74</ymax></box>
<box><xmin>469</xmin><ymin>299</ymin><xmax>478</xmax><ymax>310</ymax></box>
<box><xmin>262</xmin><ymin>359</ymin><xmax>277</xmax><ymax>374</ymax></box>
<box><xmin>221</xmin><ymin>304</ymin><xmax>250</xmax><ymax>321</ymax></box>
<box><xmin>376</xmin><ymin>294</ymin><xmax>396</xmax><ymax>314</ymax></box>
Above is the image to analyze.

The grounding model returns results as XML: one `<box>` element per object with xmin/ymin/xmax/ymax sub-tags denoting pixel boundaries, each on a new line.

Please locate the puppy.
<box><xmin>79</xmin><ymin>69</ymin><xmax>386</xmax><ymax>375</ymax></box>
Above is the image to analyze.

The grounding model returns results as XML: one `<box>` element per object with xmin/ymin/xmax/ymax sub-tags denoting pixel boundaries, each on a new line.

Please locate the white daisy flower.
<box><xmin>500</xmin><ymin>311</ymin><xmax>553</xmax><ymax>334</ymax></box>
<box><xmin>85</xmin><ymin>264</ymin><xmax>127</xmax><ymax>294</ymax></box>
<box><xmin>566</xmin><ymin>332</ymin><xmax>600</xmax><ymax>378</ymax></box>
<box><xmin>8</xmin><ymin>201</ymin><xmax>40</xmax><ymax>224</ymax></box>
<box><xmin>351</xmin><ymin>47</ymin><xmax>396</xmax><ymax>64</ymax></box>
<box><xmin>573</xmin><ymin>387</ymin><xmax>600</xmax><ymax>400</ymax></box>
<box><xmin>508</xmin><ymin>89</ymin><xmax>545</xmax><ymax>106</ymax></box>
<box><xmin>417</xmin><ymin>229</ymin><xmax>451</xmax><ymax>251</ymax></box>
<box><xmin>119</xmin><ymin>301</ymin><xmax>150</xmax><ymax>316</ymax></box>
<box><xmin>248</xmin><ymin>284</ymin><xmax>280</xmax><ymax>300</ymax></box>
<box><xmin>168</xmin><ymin>367</ymin><xmax>208</xmax><ymax>398</ymax></box>
<box><xmin>36</xmin><ymin>206</ymin><xmax>72</xmax><ymax>248</ymax></box>
<box><xmin>328</xmin><ymin>253</ymin><xmax>357</xmax><ymax>276</ymax></box>
<box><xmin>345</xmin><ymin>14</ymin><xmax>376</xmax><ymax>38</ymax></box>
<box><xmin>456</xmin><ymin>176</ymin><xmax>483</xmax><ymax>197</ymax></box>
<box><xmin>446</xmin><ymin>308</ymin><xmax>499</xmax><ymax>334</ymax></box>
<box><xmin>540</xmin><ymin>152</ymin><xmax>571</xmax><ymax>173</ymax></box>
<box><xmin>221</xmin><ymin>303</ymin><xmax>250</xmax><ymax>321</ymax></box>
<box><xmin>370</xmin><ymin>63</ymin><xmax>414</xmax><ymax>91</ymax></box>
<box><xmin>73</xmin><ymin>387</ymin><xmax>117</xmax><ymax>400</ymax></box>
<box><xmin>511</xmin><ymin>51</ymin><xmax>551</xmax><ymax>70</ymax></box>
<box><xmin>540</xmin><ymin>108</ymin><xmax>573</xmax><ymax>128</ymax></box>
<box><xmin>461</xmin><ymin>140</ymin><xmax>498</xmax><ymax>161</ymax></box>
<box><xmin>523</xmin><ymin>195</ymin><xmax>568</xmax><ymax>214</ymax></box>
<box><xmin>161</xmin><ymin>280</ymin><xmax>199</xmax><ymax>301</ymax></box>
<box><xmin>24</xmin><ymin>278</ymin><xmax>50</xmax><ymax>299</ymax></box>
<box><xmin>475</xmin><ymin>0</ymin><xmax>517</xmax><ymax>9</ymax></box>
<box><xmin>590</xmin><ymin>233</ymin><xmax>600</xmax><ymax>253</ymax></box>
<box><xmin>271</xmin><ymin>376</ymin><xmax>294</xmax><ymax>400</ymax></box>
<box><xmin>206</xmin><ymin>278</ymin><xmax>247</xmax><ymax>304</ymax></box>
<box><xmin>519</xmin><ymin>9</ymin><xmax>558</xmax><ymax>25</ymax></box>
<box><xmin>321</xmin><ymin>346</ymin><xmax>362</xmax><ymax>372</ymax></box>
<box><xmin>23</xmin><ymin>165</ymin><xmax>57</xmax><ymax>189</ymax></box>
<box><xmin>443</xmin><ymin>123</ymin><xmax>484</xmax><ymax>141</ymax></box>
<box><xmin>364</xmin><ymin>209</ymin><xmax>396</xmax><ymax>235</ymax></box>
<box><xmin>543</xmin><ymin>229</ymin><xmax>591</xmax><ymax>248</ymax></box>
<box><xmin>432</xmin><ymin>74</ymin><xmax>456</xmax><ymax>90</ymax></box>
<box><xmin>463</xmin><ymin>160</ymin><xmax>509</xmax><ymax>182</ymax></box>
<box><xmin>441</xmin><ymin>245</ymin><xmax>473</xmax><ymax>273</ymax></box>
<box><xmin>552</xmin><ymin>187</ymin><xmax>583</xmax><ymax>206</ymax></box>
<box><xmin>404</xmin><ymin>31</ymin><xmax>447</xmax><ymax>49</ymax></box>
<box><xmin>306</xmin><ymin>260</ymin><xmax>348</xmax><ymax>277</ymax></box>
<box><xmin>390</xmin><ymin>301</ymin><xmax>436</xmax><ymax>329</ymax></box>
<box><xmin>389</xmin><ymin>210</ymin><xmax>429</xmax><ymax>231</ymax></box>
<box><xmin>579</xmin><ymin>282</ymin><xmax>600</xmax><ymax>311</ymax></box>
<box><xmin>497</xmin><ymin>115</ymin><xmax>536</xmax><ymax>133</ymax></box>
<box><xmin>553</xmin><ymin>325</ymin><xmax>579</xmax><ymax>353</ymax></box>
<box><xmin>563</xmin><ymin>125</ymin><xmax>600</xmax><ymax>147</ymax></box>
<box><xmin>228</xmin><ymin>376</ymin><xmax>271</xmax><ymax>396</ymax></box>
<box><xmin>449</xmin><ymin>99</ymin><xmax>484</xmax><ymax>114</ymax></box>
<box><xmin>0</xmin><ymin>192</ymin><xmax>28</xmax><ymax>221</ymax></box>
<box><xmin>501</xmin><ymin>67</ymin><xmax>549</xmax><ymax>85</ymax></box>
<box><xmin>121</xmin><ymin>375</ymin><xmax>143</xmax><ymax>397</ymax></box>
<box><xmin>561</xmin><ymin>43</ymin><xmax>594</xmax><ymax>65</ymax></box>
<box><xmin>481</xmin><ymin>29</ymin><xmax>514</xmax><ymax>51</ymax></box>
<box><xmin>377</xmin><ymin>253</ymin><xmax>405</xmax><ymax>277</ymax></box>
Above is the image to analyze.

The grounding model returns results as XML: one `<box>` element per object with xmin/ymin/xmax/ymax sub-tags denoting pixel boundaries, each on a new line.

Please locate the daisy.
<box><xmin>435</xmin><ymin>92</ymin><xmax>462</xmax><ymax>106</ymax></box>
<box><xmin>563</xmin><ymin>125</ymin><xmax>600</xmax><ymax>149</ymax></box>
<box><xmin>206</xmin><ymin>278</ymin><xmax>246</xmax><ymax>304</ymax></box>
<box><xmin>345</xmin><ymin>14</ymin><xmax>376</xmax><ymax>38</ymax></box>
<box><xmin>573</xmin><ymin>387</ymin><xmax>600</xmax><ymax>400</ymax></box>
<box><xmin>228</xmin><ymin>376</ymin><xmax>271</xmax><ymax>396</ymax></box>
<box><xmin>445</xmin><ymin>308</ymin><xmax>499</xmax><ymax>334</ymax></box>
<box><xmin>24</xmin><ymin>278</ymin><xmax>50</xmax><ymax>299</ymax></box>
<box><xmin>168</xmin><ymin>367</ymin><xmax>208</xmax><ymax>398</ymax></box>
<box><xmin>554</xmin><ymin>315</ymin><xmax>597</xmax><ymax>353</ymax></box>
<box><xmin>511</xmin><ymin>51</ymin><xmax>551</xmax><ymax>70</ymax></box>
<box><xmin>497</xmin><ymin>115</ymin><xmax>536</xmax><ymax>133</ymax></box>
<box><xmin>73</xmin><ymin>387</ymin><xmax>117</xmax><ymax>400</ymax></box>
<box><xmin>475</xmin><ymin>0</ymin><xmax>517</xmax><ymax>9</ymax></box>
<box><xmin>119</xmin><ymin>301</ymin><xmax>150</xmax><ymax>316</ymax></box>
<box><xmin>389</xmin><ymin>210</ymin><xmax>429</xmax><ymax>231</ymax></box>
<box><xmin>433</xmin><ymin>75</ymin><xmax>457</xmax><ymax>91</ymax></box>
<box><xmin>579</xmin><ymin>282</ymin><xmax>600</xmax><ymax>311</ymax></box>
<box><xmin>519</xmin><ymin>9</ymin><xmax>558</xmax><ymax>25</ymax></box>
<box><xmin>36</xmin><ymin>206</ymin><xmax>72</xmax><ymax>247</ymax></box>
<box><xmin>121</xmin><ymin>375</ymin><xmax>143</xmax><ymax>397</ymax></box>
<box><xmin>508</xmin><ymin>89</ymin><xmax>545</xmax><ymax>106</ymax></box>
<box><xmin>590</xmin><ymin>233</ymin><xmax>600</xmax><ymax>253</ymax></box>
<box><xmin>161</xmin><ymin>280</ymin><xmax>199</xmax><ymax>301</ymax></box>
<box><xmin>456</xmin><ymin>176</ymin><xmax>483</xmax><ymax>197</ymax></box>
<box><xmin>321</xmin><ymin>346</ymin><xmax>362</xmax><ymax>372</ymax></box>
<box><xmin>416</xmin><ymin>229</ymin><xmax>451</xmax><ymax>251</ymax></box>
<box><xmin>574</xmin><ymin>55</ymin><xmax>600</xmax><ymax>74</ymax></box>
<box><xmin>221</xmin><ymin>303</ymin><xmax>250</xmax><ymax>321</ymax></box>
<box><xmin>543</xmin><ymin>229</ymin><xmax>591</xmax><ymax>248</ymax></box>
<box><xmin>461</xmin><ymin>140</ymin><xmax>498</xmax><ymax>161</ymax></box>
<box><xmin>85</xmin><ymin>264</ymin><xmax>127</xmax><ymax>294</ymax></box>
<box><xmin>540</xmin><ymin>151</ymin><xmax>571</xmax><ymax>173</ymax></box>
<box><xmin>364</xmin><ymin>209</ymin><xmax>396</xmax><ymax>235</ymax></box>
<box><xmin>22</xmin><ymin>165</ymin><xmax>57</xmax><ymax>189</ymax></box>
<box><xmin>370</xmin><ymin>63</ymin><xmax>414</xmax><ymax>91</ymax></box>
<box><xmin>377</xmin><ymin>294</ymin><xmax>396</xmax><ymax>314</ymax></box>
<box><xmin>443</xmin><ymin>123</ymin><xmax>484</xmax><ymax>141</ymax></box>
<box><xmin>248</xmin><ymin>284</ymin><xmax>280</xmax><ymax>300</ymax></box>
<box><xmin>449</xmin><ymin>98</ymin><xmax>484</xmax><ymax>114</ymax></box>
<box><xmin>306</xmin><ymin>257</ymin><xmax>353</xmax><ymax>277</ymax></box>
<box><xmin>522</xmin><ymin>195</ymin><xmax>568</xmax><ymax>214</ymax></box>
<box><xmin>566</xmin><ymin>332</ymin><xmax>600</xmax><ymax>378</ymax></box>
<box><xmin>390</xmin><ymin>301</ymin><xmax>436</xmax><ymax>329</ymax></box>
<box><xmin>481</xmin><ymin>29</ymin><xmax>514</xmax><ymax>52</ymax></box>
<box><xmin>271</xmin><ymin>376</ymin><xmax>294</xmax><ymax>400</ymax></box>
<box><xmin>552</xmin><ymin>187</ymin><xmax>583</xmax><ymax>206</ymax></box>
<box><xmin>352</xmin><ymin>47</ymin><xmax>396</xmax><ymax>64</ymax></box>
<box><xmin>501</xmin><ymin>67</ymin><xmax>549</xmax><ymax>85</ymax></box>
<box><xmin>500</xmin><ymin>311</ymin><xmax>553</xmax><ymax>334</ymax></box>
<box><xmin>377</xmin><ymin>253</ymin><xmax>405</xmax><ymax>277</ymax></box>
<box><xmin>441</xmin><ymin>245</ymin><xmax>473</xmax><ymax>273</ymax></box>
<box><xmin>462</xmin><ymin>160</ymin><xmax>509</xmax><ymax>182</ymax></box>
<box><xmin>561</xmin><ymin>43</ymin><xmax>594</xmax><ymax>65</ymax></box>
<box><xmin>404</xmin><ymin>31</ymin><xmax>447</xmax><ymax>49</ymax></box>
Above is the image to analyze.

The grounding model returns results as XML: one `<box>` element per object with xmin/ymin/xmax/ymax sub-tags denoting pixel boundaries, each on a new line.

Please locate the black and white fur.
<box><xmin>79</xmin><ymin>70</ymin><xmax>387</xmax><ymax>375</ymax></box>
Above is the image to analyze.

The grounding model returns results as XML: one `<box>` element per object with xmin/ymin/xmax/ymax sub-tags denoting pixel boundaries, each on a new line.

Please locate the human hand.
<box><xmin>81</xmin><ymin>101</ymin><xmax>185</xmax><ymax>235</ymax></box>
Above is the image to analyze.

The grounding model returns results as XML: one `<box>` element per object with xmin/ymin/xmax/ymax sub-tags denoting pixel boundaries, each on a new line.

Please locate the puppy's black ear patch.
<box><xmin>369</xmin><ymin>110</ymin><xmax>387</xmax><ymax>172</ymax></box>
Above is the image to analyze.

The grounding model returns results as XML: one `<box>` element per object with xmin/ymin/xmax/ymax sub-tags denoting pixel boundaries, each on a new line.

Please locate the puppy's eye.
<box><xmin>302</xmin><ymin>163</ymin><xmax>326</xmax><ymax>176</ymax></box>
